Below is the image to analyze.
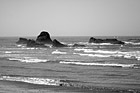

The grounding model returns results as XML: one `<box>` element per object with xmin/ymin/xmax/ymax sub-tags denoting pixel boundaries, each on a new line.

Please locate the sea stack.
<box><xmin>36</xmin><ymin>31</ymin><xmax>53</xmax><ymax>44</ymax></box>
<box><xmin>89</xmin><ymin>37</ymin><xmax>125</xmax><ymax>45</ymax></box>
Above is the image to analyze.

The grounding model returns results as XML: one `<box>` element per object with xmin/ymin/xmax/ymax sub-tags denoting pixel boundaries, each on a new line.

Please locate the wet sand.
<box><xmin>0</xmin><ymin>80</ymin><xmax>137</xmax><ymax>93</ymax></box>
<box><xmin>0</xmin><ymin>80</ymin><xmax>96</xmax><ymax>93</ymax></box>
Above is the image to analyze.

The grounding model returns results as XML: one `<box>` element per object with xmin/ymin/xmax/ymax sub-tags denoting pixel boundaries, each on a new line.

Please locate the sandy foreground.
<box><xmin>0</xmin><ymin>80</ymin><xmax>93</xmax><ymax>93</ymax></box>
<box><xmin>0</xmin><ymin>80</ymin><xmax>132</xmax><ymax>93</ymax></box>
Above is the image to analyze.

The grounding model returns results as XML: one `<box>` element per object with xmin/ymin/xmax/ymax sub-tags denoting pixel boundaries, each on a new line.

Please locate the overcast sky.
<box><xmin>0</xmin><ymin>0</ymin><xmax>140</xmax><ymax>36</ymax></box>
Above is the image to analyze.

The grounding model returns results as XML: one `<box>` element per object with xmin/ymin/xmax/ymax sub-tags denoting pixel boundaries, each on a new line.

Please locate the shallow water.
<box><xmin>0</xmin><ymin>36</ymin><xmax>140</xmax><ymax>92</ymax></box>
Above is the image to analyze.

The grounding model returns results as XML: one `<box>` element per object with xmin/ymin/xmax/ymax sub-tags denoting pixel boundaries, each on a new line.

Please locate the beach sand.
<box><xmin>0</xmin><ymin>80</ymin><xmax>136</xmax><ymax>93</ymax></box>
<box><xmin>0</xmin><ymin>80</ymin><xmax>95</xmax><ymax>93</ymax></box>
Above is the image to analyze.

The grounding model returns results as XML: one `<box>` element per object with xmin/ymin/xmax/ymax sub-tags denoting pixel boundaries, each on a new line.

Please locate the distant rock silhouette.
<box><xmin>27</xmin><ymin>39</ymin><xmax>47</xmax><ymax>47</ymax></box>
<box><xmin>16</xmin><ymin>38</ymin><xmax>29</xmax><ymax>44</ymax></box>
<box><xmin>89</xmin><ymin>37</ymin><xmax>125</xmax><ymax>45</ymax></box>
<box><xmin>89</xmin><ymin>37</ymin><xmax>102</xmax><ymax>43</ymax></box>
<box><xmin>127</xmin><ymin>39</ymin><xmax>140</xmax><ymax>43</ymax></box>
<box><xmin>52</xmin><ymin>39</ymin><xmax>68</xmax><ymax>47</ymax></box>
<box><xmin>36</xmin><ymin>31</ymin><xmax>52</xmax><ymax>44</ymax></box>
<box><xmin>72</xmin><ymin>44</ymin><xmax>85</xmax><ymax>47</ymax></box>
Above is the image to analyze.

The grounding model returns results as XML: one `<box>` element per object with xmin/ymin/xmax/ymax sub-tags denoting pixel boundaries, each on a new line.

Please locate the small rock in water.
<box><xmin>16</xmin><ymin>38</ymin><xmax>29</xmax><ymax>44</ymax></box>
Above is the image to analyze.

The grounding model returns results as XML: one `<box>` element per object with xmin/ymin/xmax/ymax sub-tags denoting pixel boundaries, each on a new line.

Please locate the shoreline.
<box><xmin>0</xmin><ymin>80</ymin><xmax>139</xmax><ymax>93</ymax></box>
<box><xmin>0</xmin><ymin>80</ymin><xmax>94</xmax><ymax>93</ymax></box>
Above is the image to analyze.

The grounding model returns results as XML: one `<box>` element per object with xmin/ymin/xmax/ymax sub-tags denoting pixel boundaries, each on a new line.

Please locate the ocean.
<box><xmin>0</xmin><ymin>36</ymin><xmax>140</xmax><ymax>93</ymax></box>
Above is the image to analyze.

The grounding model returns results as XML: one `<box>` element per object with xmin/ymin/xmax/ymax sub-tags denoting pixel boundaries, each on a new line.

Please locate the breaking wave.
<box><xmin>16</xmin><ymin>44</ymin><xmax>26</xmax><ymax>48</ymax></box>
<box><xmin>4</xmin><ymin>51</ymin><xmax>12</xmax><ymax>54</ymax></box>
<box><xmin>124</xmin><ymin>41</ymin><xmax>140</xmax><ymax>45</ymax></box>
<box><xmin>52</xmin><ymin>50</ymin><xmax>67</xmax><ymax>54</ymax></box>
<box><xmin>74</xmin><ymin>48</ymin><xmax>120</xmax><ymax>54</ymax></box>
<box><xmin>74</xmin><ymin>53</ymin><xmax>110</xmax><ymax>58</ymax></box>
<box><xmin>8</xmin><ymin>57</ymin><xmax>48</xmax><ymax>63</ymax></box>
<box><xmin>74</xmin><ymin>48</ymin><xmax>140</xmax><ymax>60</ymax></box>
<box><xmin>78</xmin><ymin>42</ymin><xmax>114</xmax><ymax>45</ymax></box>
<box><xmin>60</xmin><ymin>61</ymin><xmax>138</xmax><ymax>68</ymax></box>
<box><xmin>0</xmin><ymin>50</ymin><xmax>22</xmax><ymax>54</ymax></box>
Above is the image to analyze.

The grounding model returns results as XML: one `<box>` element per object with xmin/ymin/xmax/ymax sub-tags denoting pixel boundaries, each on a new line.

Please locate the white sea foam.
<box><xmin>78</xmin><ymin>42</ymin><xmax>114</xmax><ymax>45</ymax></box>
<box><xmin>8</xmin><ymin>57</ymin><xmax>48</xmax><ymax>63</ymax></box>
<box><xmin>120</xmin><ymin>51</ymin><xmax>140</xmax><ymax>60</ymax></box>
<box><xmin>74</xmin><ymin>48</ymin><xmax>92</xmax><ymax>52</ymax></box>
<box><xmin>74</xmin><ymin>53</ymin><xmax>110</xmax><ymax>58</ymax></box>
<box><xmin>4</xmin><ymin>51</ymin><xmax>22</xmax><ymax>54</ymax></box>
<box><xmin>21</xmin><ymin>47</ymin><xmax>38</xmax><ymax>50</ymax></box>
<box><xmin>16</xmin><ymin>44</ymin><xmax>26</xmax><ymax>48</ymax></box>
<box><xmin>52</xmin><ymin>50</ymin><xmax>67</xmax><ymax>54</ymax></box>
<box><xmin>124</xmin><ymin>41</ymin><xmax>140</xmax><ymax>45</ymax></box>
<box><xmin>75</xmin><ymin>52</ymin><xmax>140</xmax><ymax>60</ymax></box>
<box><xmin>84</xmin><ymin>50</ymin><xmax>120</xmax><ymax>54</ymax></box>
<box><xmin>60</xmin><ymin>61</ymin><xmax>136</xmax><ymax>68</ymax></box>
<box><xmin>0</xmin><ymin>76</ymin><xmax>61</xmax><ymax>86</ymax></box>
<box><xmin>91</xmin><ymin>43</ymin><xmax>113</xmax><ymax>45</ymax></box>
<box><xmin>74</xmin><ymin>48</ymin><xmax>140</xmax><ymax>60</ymax></box>
<box><xmin>5</xmin><ymin>51</ymin><xmax>12</xmax><ymax>54</ymax></box>
<box><xmin>74</xmin><ymin>48</ymin><xmax>119</xmax><ymax>54</ymax></box>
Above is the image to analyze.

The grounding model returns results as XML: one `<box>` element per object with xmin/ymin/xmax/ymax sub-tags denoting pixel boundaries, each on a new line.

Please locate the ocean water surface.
<box><xmin>0</xmin><ymin>36</ymin><xmax>140</xmax><ymax>93</ymax></box>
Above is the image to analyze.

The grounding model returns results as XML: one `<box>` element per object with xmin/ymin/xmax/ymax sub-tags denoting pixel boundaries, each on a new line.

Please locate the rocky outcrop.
<box><xmin>36</xmin><ymin>31</ymin><xmax>52</xmax><ymax>44</ymax></box>
<box><xmin>127</xmin><ymin>39</ymin><xmax>140</xmax><ymax>43</ymax></box>
<box><xmin>89</xmin><ymin>37</ymin><xmax>125</xmax><ymax>45</ymax></box>
<box><xmin>89</xmin><ymin>37</ymin><xmax>102</xmax><ymax>43</ymax></box>
<box><xmin>52</xmin><ymin>39</ymin><xmax>68</xmax><ymax>47</ymax></box>
<box><xmin>72</xmin><ymin>44</ymin><xmax>85</xmax><ymax>47</ymax></box>
<box><xmin>27</xmin><ymin>39</ymin><xmax>47</xmax><ymax>47</ymax></box>
<box><xmin>16</xmin><ymin>38</ymin><xmax>29</xmax><ymax>44</ymax></box>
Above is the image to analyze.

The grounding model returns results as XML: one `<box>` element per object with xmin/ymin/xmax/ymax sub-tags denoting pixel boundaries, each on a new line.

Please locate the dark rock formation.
<box><xmin>127</xmin><ymin>39</ymin><xmax>140</xmax><ymax>43</ymax></box>
<box><xmin>52</xmin><ymin>39</ymin><xmax>68</xmax><ymax>47</ymax></box>
<box><xmin>72</xmin><ymin>44</ymin><xmax>86</xmax><ymax>47</ymax></box>
<box><xmin>27</xmin><ymin>39</ymin><xmax>47</xmax><ymax>47</ymax></box>
<box><xmin>89</xmin><ymin>37</ymin><xmax>102</xmax><ymax>43</ymax></box>
<box><xmin>16</xmin><ymin>38</ymin><xmax>29</xmax><ymax>44</ymax></box>
<box><xmin>89</xmin><ymin>37</ymin><xmax>125</xmax><ymax>45</ymax></box>
<box><xmin>36</xmin><ymin>31</ymin><xmax>52</xmax><ymax>44</ymax></box>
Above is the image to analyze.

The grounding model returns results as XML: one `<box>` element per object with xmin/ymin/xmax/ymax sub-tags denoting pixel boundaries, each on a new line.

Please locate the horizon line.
<box><xmin>0</xmin><ymin>35</ymin><xmax>140</xmax><ymax>37</ymax></box>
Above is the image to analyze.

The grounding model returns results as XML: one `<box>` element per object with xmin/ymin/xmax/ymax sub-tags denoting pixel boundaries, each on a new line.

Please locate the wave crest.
<box><xmin>8</xmin><ymin>57</ymin><xmax>48</xmax><ymax>63</ymax></box>
<box><xmin>74</xmin><ymin>48</ymin><xmax>140</xmax><ymax>60</ymax></box>
<box><xmin>52</xmin><ymin>50</ymin><xmax>67</xmax><ymax>54</ymax></box>
<box><xmin>60</xmin><ymin>61</ymin><xmax>137</xmax><ymax>68</ymax></box>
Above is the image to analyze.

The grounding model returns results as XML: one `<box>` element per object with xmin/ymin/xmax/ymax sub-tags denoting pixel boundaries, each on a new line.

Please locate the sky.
<box><xmin>0</xmin><ymin>0</ymin><xmax>140</xmax><ymax>36</ymax></box>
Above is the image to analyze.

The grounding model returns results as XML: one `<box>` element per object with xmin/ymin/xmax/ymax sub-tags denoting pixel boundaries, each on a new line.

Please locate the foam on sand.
<box><xmin>0</xmin><ymin>76</ymin><xmax>62</xmax><ymax>86</ymax></box>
